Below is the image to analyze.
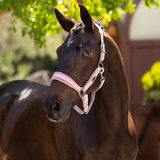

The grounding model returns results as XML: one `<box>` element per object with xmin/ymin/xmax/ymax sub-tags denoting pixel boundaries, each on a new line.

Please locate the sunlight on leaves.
<box><xmin>0</xmin><ymin>0</ymin><xmax>159</xmax><ymax>47</ymax></box>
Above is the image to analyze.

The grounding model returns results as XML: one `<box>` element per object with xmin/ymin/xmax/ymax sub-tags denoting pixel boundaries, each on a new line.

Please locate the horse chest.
<box><xmin>55</xmin><ymin>122</ymin><xmax>118</xmax><ymax>160</ymax></box>
<box><xmin>57</xmin><ymin>139</ymin><xmax>119</xmax><ymax>160</ymax></box>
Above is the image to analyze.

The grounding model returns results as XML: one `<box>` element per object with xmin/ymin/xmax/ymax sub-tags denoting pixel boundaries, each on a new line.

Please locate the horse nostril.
<box><xmin>52</xmin><ymin>102</ymin><xmax>61</xmax><ymax>114</ymax></box>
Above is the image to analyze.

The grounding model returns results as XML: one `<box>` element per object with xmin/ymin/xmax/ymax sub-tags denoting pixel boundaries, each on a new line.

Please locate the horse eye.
<box><xmin>81</xmin><ymin>51</ymin><xmax>89</xmax><ymax>58</ymax></box>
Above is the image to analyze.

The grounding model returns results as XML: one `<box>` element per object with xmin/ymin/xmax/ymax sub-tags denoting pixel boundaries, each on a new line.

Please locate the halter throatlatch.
<box><xmin>50</xmin><ymin>21</ymin><xmax>106</xmax><ymax>115</ymax></box>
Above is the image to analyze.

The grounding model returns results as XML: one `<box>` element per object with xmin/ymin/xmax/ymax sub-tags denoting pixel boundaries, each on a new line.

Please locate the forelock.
<box><xmin>70</xmin><ymin>21</ymin><xmax>84</xmax><ymax>33</ymax></box>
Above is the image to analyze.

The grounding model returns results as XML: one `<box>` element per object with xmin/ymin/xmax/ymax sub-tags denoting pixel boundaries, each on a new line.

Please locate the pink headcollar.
<box><xmin>50</xmin><ymin>22</ymin><xmax>106</xmax><ymax>115</ymax></box>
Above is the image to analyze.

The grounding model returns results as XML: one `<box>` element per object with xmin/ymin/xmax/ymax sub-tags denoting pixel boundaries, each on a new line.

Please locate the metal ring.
<box><xmin>78</xmin><ymin>87</ymin><xmax>86</xmax><ymax>98</ymax></box>
<box><xmin>98</xmin><ymin>62</ymin><xmax>104</xmax><ymax>68</ymax></box>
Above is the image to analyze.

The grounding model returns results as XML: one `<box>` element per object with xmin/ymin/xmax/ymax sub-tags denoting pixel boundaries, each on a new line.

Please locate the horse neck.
<box><xmin>94</xmin><ymin>33</ymin><xmax>129</xmax><ymax>126</ymax></box>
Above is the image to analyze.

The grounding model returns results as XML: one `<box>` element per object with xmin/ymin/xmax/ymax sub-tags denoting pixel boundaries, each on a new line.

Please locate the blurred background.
<box><xmin>0</xmin><ymin>15</ymin><xmax>62</xmax><ymax>85</ymax></box>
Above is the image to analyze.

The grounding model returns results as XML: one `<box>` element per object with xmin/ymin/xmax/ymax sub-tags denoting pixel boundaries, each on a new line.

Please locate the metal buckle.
<box><xmin>78</xmin><ymin>87</ymin><xmax>86</xmax><ymax>98</ymax></box>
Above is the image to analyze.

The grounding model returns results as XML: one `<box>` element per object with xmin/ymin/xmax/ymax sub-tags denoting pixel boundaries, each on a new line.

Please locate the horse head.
<box><xmin>44</xmin><ymin>5</ymin><xmax>107</xmax><ymax>122</ymax></box>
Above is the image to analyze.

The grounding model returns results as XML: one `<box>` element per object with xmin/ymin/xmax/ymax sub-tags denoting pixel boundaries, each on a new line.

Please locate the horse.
<box><xmin>0</xmin><ymin>4</ymin><xmax>138</xmax><ymax>160</ymax></box>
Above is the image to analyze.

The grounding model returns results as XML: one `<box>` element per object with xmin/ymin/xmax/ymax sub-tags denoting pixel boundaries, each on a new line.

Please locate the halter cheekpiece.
<box><xmin>50</xmin><ymin>21</ymin><xmax>106</xmax><ymax>115</ymax></box>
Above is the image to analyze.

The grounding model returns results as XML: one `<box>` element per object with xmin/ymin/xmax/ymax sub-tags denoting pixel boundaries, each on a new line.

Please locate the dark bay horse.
<box><xmin>0</xmin><ymin>4</ymin><xmax>138</xmax><ymax>160</ymax></box>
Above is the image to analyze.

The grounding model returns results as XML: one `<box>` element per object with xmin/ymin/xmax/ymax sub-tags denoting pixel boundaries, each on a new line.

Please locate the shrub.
<box><xmin>141</xmin><ymin>62</ymin><xmax>160</xmax><ymax>102</ymax></box>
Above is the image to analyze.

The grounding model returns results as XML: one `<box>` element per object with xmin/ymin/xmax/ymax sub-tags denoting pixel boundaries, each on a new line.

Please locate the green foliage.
<box><xmin>145</xmin><ymin>0</ymin><xmax>160</xmax><ymax>8</ymax></box>
<box><xmin>141</xmin><ymin>62</ymin><xmax>160</xmax><ymax>102</ymax></box>
<box><xmin>1</xmin><ymin>0</ymin><xmax>159</xmax><ymax>47</ymax></box>
<box><xmin>0</xmin><ymin>0</ymin><xmax>136</xmax><ymax>47</ymax></box>
<box><xmin>0</xmin><ymin>20</ymin><xmax>63</xmax><ymax>84</ymax></box>
<box><xmin>0</xmin><ymin>52</ymin><xmax>30</xmax><ymax>81</ymax></box>
<box><xmin>83</xmin><ymin>0</ymin><xmax>136</xmax><ymax>24</ymax></box>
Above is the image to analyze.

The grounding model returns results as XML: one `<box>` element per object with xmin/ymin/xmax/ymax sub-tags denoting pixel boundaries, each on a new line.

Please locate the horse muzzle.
<box><xmin>43</xmin><ymin>97</ymin><xmax>71</xmax><ymax>122</ymax></box>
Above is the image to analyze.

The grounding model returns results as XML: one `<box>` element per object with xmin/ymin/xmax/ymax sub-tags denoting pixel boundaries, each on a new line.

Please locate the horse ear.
<box><xmin>54</xmin><ymin>8</ymin><xmax>75</xmax><ymax>32</ymax></box>
<box><xmin>79</xmin><ymin>4</ymin><xmax>94</xmax><ymax>31</ymax></box>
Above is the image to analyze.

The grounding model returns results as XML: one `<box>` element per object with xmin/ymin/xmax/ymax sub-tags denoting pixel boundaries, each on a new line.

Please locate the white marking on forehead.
<box><xmin>67</xmin><ymin>37</ymin><xmax>73</xmax><ymax>48</ymax></box>
<box><xmin>68</xmin><ymin>40</ymin><xmax>73</xmax><ymax>46</ymax></box>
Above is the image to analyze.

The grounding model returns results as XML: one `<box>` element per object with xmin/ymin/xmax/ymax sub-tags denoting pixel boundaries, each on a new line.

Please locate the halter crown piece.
<box><xmin>50</xmin><ymin>21</ymin><xmax>106</xmax><ymax>115</ymax></box>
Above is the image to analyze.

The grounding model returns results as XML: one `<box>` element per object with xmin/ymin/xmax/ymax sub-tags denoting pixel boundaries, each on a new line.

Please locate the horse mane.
<box><xmin>104</xmin><ymin>32</ymin><xmax>130</xmax><ymax>112</ymax></box>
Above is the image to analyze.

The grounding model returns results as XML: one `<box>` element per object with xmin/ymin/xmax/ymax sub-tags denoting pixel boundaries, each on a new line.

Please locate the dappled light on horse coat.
<box><xmin>0</xmin><ymin>4</ymin><xmax>138</xmax><ymax>160</ymax></box>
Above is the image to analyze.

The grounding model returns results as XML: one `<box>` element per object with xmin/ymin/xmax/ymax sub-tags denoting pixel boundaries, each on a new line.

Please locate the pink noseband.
<box><xmin>50</xmin><ymin>23</ymin><xmax>106</xmax><ymax>115</ymax></box>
